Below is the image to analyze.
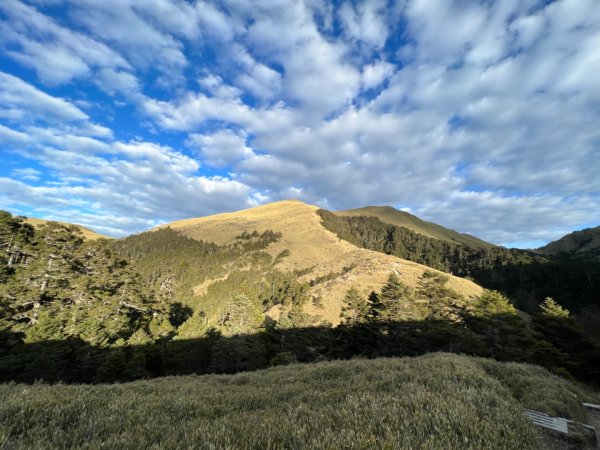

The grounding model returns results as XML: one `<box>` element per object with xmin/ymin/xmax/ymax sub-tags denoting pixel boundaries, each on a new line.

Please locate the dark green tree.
<box><xmin>417</xmin><ymin>270</ymin><xmax>463</xmax><ymax>321</ymax></box>
<box><xmin>467</xmin><ymin>290</ymin><xmax>529</xmax><ymax>360</ymax></box>
<box><xmin>340</xmin><ymin>287</ymin><xmax>368</xmax><ymax>324</ymax></box>
<box><xmin>219</xmin><ymin>294</ymin><xmax>262</xmax><ymax>336</ymax></box>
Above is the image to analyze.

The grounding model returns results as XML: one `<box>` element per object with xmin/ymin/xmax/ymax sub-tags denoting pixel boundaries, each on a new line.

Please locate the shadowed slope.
<box><xmin>538</xmin><ymin>225</ymin><xmax>600</xmax><ymax>262</ymax></box>
<box><xmin>162</xmin><ymin>200</ymin><xmax>483</xmax><ymax>324</ymax></box>
<box><xmin>336</xmin><ymin>206</ymin><xmax>494</xmax><ymax>248</ymax></box>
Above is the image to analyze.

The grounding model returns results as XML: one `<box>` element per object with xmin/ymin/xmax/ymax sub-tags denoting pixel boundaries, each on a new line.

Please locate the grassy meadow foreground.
<box><xmin>1</xmin><ymin>353</ymin><xmax>598</xmax><ymax>450</ymax></box>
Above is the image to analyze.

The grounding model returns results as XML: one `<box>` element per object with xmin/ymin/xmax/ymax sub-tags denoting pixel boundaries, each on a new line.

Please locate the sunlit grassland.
<box><xmin>1</xmin><ymin>353</ymin><xmax>597</xmax><ymax>449</ymax></box>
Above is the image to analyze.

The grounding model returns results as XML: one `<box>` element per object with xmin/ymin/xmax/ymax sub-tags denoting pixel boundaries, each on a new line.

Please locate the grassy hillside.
<box><xmin>2</xmin><ymin>353</ymin><xmax>597</xmax><ymax>450</ymax></box>
<box><xmin>319</xmin><ymin>209</ymin><xmax>600</xmax><ymax>316</ymax></box>
<box><xmin>162</xmin><ymin>200</ymin><xmax>483</xmax><ymax>324</ymax></box>
<box><xmin>538</xmin><ymin>225</ymin><xmax>600</xmax><ymax>262</ymax></box>
<box><xmin>23</xmin><ymin>216</ymin><xmax>107</xmax><ymax>240</ymax></box>
<box><xmin>336</xmin><ymin>206</ymin><xmax>494</xmax><ymax>248</ymax></box>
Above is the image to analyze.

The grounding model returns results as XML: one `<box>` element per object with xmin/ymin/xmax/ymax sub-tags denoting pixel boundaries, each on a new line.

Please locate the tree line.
<box><xmin>317</xmin><ymin>209</ymin><xmax>600</xmax><ymax>313</ymax></box>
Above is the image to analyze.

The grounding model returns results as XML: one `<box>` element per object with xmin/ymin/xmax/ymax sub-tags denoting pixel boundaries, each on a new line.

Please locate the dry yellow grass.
<box><xmin>23</xmin><ymin>217</ymin><xmax>107</xmax><ymax>241</ymax></box>
<box><xmin>165</xmin><ymin>200</ymin><xmax>484</xmax><ymax>324</ymax></box>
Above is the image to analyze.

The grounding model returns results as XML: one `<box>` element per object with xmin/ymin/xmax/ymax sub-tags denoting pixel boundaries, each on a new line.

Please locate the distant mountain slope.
<box><xmin>162</xmin><ymin>200</ymin><xmax>483</xmax><ymax>324</ymax></box>
<box><xmin>23</xmin><ymin>216</ymin><xmax>107</xmax><ymax>240</ymax></box>
<box><xmin>335</xmin><ymin>206</ymin><xmax>494</xmax><ymax>248</ymax></box>
<box><xmin>318</xmin><ymin>210</ymin><xmax>600</xmax><ymax>316</ymax></box>
<box><xmin>537</xmin><ymin>226</ymin><xmax>600</xmax><ymax>262</ymax></box>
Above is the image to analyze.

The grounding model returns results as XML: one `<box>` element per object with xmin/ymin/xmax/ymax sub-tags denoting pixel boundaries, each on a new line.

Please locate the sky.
<box><xmin>0</xmin><ymin>0</ymin><xmax>599</xmax><ymax>248</ymax></box>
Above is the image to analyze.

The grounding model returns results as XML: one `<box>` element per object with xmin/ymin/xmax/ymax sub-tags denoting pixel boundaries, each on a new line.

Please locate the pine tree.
<box><xmin>148</xmin><ymin>314</ymin><xmax>175</xmax><ymax>340</ymax></box>
<box><xmin>468</xmin><ymin>290</ymin><xmax>527</xmax><ymax>360</ymax></box>
<box><xmin>94</xmin><ymin>348</ymin><xmax>128</xmax><ymax>382</ymax></box>
<box><xmin>374</xmin><ymin>272</ymin><xmax>418</xmax><ymax>321</ymax></box>
<box><xmin>417</xmin><ymin>270</ymin><xmax>462</xmax><ymax>321</ymax></box>
<box><xmin>277</xmin><ymin>304</ymin><xmax>313</xmax><ymax>329</ymax></box>
<box><xmin>218</xmin><ymin>294</ymin><xmax>261</xmax><ymax>336</ymax></box>
<box><xmin>340</xmin><ymin>287</ymin><xmax>368</xmax><ymax>324</ymax></box>
<box><xmin>367</xmin><ymin>290</ymin><xmax>383</xmax><ymax>320</ymax></box>
<box><xmin>24</xmin><ymin>311</ymin><xmax>64</xmax><ymax>343</ymax></box>
<box><xmin>539</xmin><ymin>297</ymin><xmax>570</xmax><ymax>318</ymax></box>
<box><xmin>128</xmin><ymin>328</ymin><xmax>153</xmax><ymax>345</ymax></box>
<box><xmin>176</xmin><ymin>311</ymin><xmax>209</xmax><ymax>339</ymax></box>
<box><xmin>472</xmin><ymin>290</ymin><xmax>516</xmax><ymax>317</ymax></box>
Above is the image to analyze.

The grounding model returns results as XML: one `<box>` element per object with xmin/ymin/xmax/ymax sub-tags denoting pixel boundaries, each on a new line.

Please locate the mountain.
<box><xmin>335</xmin><ymin>206</ymin><xmax>494</xmax><ymax>248</ymax></box>
<box><xmin>537</xmin><ymin>225</ymin><xmax>600</xmax><ymax>262</ymax></box>
<box><xmin>2</xmin><ymin>204</ymin><xmax>600</xmax><ymax>385</ymax></box>
<box><xmin>22</xmin><ymin>216</ymin><xmax>107</xmax><ymax>240</ymax></box>
<box><xmin>319</xmin><ymin>209</ymin><xmax>600</xmax><ymax>322</ymax></box>
<box><xmin>162</xmin><ymin>199</ymin><xmax>483</xmax><ymax>324</ymax></box>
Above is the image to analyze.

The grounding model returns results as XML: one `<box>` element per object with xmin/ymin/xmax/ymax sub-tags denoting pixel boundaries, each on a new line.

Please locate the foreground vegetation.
<box><xmin>3</xmin><ymin>353</ymin><xmax>597</xmax><ymax>450</ymax></box>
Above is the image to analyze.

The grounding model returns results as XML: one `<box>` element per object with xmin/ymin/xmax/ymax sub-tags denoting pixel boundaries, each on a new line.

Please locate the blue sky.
<box><xmin>0</xmin><ymin>0</ymin><xmax>599</xmax><ymax>248</ymax></box>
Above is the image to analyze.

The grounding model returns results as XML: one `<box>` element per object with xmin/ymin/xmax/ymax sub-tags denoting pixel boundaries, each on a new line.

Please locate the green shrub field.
<box><xmin>1</xmin><ymin>353</ymin><xmax>597</xmax><ymax>449</ymax></box>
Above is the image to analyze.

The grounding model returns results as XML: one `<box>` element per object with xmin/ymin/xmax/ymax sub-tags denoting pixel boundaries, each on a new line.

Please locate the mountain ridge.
<box><xmin>160</xmin><ymin>199</ymin><xmax>483</xmax><ymax>324</ymax></box>
<box><xmin>335</xmin><ymin>205</ymin><xmax>494</xmax><ymax>248</ymax></box>
<box><xmin>21</xmin><ymin>216</ymin><xmax>108</xmax><ymax>240</ymax></box>
<box><xmin>537</xmin><ymin>225</ymin><xmax>600</xmax><ymax>262</ymax></box>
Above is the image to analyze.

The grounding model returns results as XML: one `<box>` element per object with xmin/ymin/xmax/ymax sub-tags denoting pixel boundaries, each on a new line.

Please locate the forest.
<box><xmin>318</xmin><ymin>209</ymin><xmax>600</xmax><ymax>313</ymax></box>
<box><xmin>1</xmin><ymin>210</ymin><xmax>599</xmax><ymax>384</ymax></box>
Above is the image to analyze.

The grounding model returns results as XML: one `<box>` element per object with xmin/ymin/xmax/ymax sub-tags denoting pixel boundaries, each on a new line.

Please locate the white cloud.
<box><xmin>96</xmin><ymin>68</ymin><xmax>140</xmax><ymax>95</ymax></box>
<box><xmin>67</xmin><ymin>0</ymin><xmax>188</xmax><ymax>76</ymax></box>
<box><xmin>12</xmin><ymin>168</ymin><xmax>42</xmax><ymax>181</ymax></box>
<box><xmin>0</xmin><ymin>0</ymin><xmax>134</xmax><ymax>88</ymax></box>
<box><xmin>199</xmin><ymin>75</ymin><xmax>243</xmax><ymax>100</ymax></box>
<box><xmin>338</xmin><ymin>0</ymin><xmax>389</xmax><ymax>49</ymax></box>
<box><xmin>187</xmin><ymin>130</ymin><xmax>254</xmax><ymax>168</ymax></box>
<box><xmin>0</xmin><ymin>124</ymin><xmax>31</xmax><ymax>145</ymax></box>
<box><xmin>233</xmin><ymin>47</ymin><xmax>283</xmax><ymax>101</ymax></box>
<box><xmin>243</xmin><ymin>1</ymin><xmax>361</xmax><ymax>119</ymax></box>
<box><xmin>0</xmin><ymin>132</ymin><xmax>254</xmax><ymax>235</ymax></box>
<box><xmin>0</xmin><ymin>72</ymin><xmax>88</xmax><ymax>122</ymax></box>
<box><xmin>361</xmin><ymin>60</ymin><xmax>395</xmax><ymax>90</ymax></box>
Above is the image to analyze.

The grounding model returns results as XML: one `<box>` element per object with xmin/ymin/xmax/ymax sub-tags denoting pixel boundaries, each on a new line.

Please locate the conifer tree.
<box><xmin>367</xmin><ymin>290</ymin><xmax>383</xmax><ymax>319</ymax></box>
<box><xmin>341</xmin><ymin>287</ymin><xmax>368</xmax><ymax>324</ymax></box>
<box><xmin>148</xmin><ymin>314</ymin><xmax>175</xmax><ymax>340</ymax></box>
<box><xmin>176</xmin><ymin>311</ymin><xmax>209</xmax><ymax>339</ymax></box>
<box><xmin>467</xmin><ymin>290</ymin><xmax>527</xmax><ymax>360</ymax></box>
<box><xmin>128</xmin><ymin>328</ymin><xmax>153</xmax><ymax>345</ymax></box>
<box><xmin>539</xmin><ymin>297</ymin><xmax>570</xmax><ymax>318</ymax></box>
<box><xmin>219</xmin><ymin>294</ymin><xmax>261</xmax><ymax>336</ymax></box>
<box><xmin>417</xmin><ymin>270</ymin><xmax>462</xmax><ymax>321</ymax></box>
<box><xmin>471</xmin><ymin>290</ymin><xmax>516</xmax><ymax>317</ymax></box>
<box><xmin>374</xmin><ymin>272</ymin><xmax>418</xmax><ymax>321</ymax></box>
<box><xmin>24</xmin><ymin>311</ymin><xmax>64</xmax><ymax>343</ymax></box>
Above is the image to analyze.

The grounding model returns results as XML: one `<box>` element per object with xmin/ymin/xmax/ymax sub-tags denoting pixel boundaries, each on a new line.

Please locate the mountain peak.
<box><xmin>161</xmin><ymin>200</ymin><xmax>483</xmax><ymax>324</ymax></box>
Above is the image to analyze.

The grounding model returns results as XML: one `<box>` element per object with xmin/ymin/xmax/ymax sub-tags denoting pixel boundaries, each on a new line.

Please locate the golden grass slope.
<box><xmin>165</xmin><ymin>200</ymin><xmax>483</xmax><ymax>324</ymax></box>
<box><xmin>336</xmin><ymin>205</ymin><xmax>494</xmax><ymax>248</ymax></box>
<box><xmin>23</xmin><ymin>217</ymin><xmax>107</xmax><ymax>241</ymax></box>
